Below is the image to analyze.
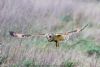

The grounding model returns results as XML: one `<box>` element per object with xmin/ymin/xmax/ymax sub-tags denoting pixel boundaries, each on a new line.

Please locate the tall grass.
<box><xmin>0</xmin><ymin>0</ymin><xmax>100</xmax><ymax>67</ymax></box>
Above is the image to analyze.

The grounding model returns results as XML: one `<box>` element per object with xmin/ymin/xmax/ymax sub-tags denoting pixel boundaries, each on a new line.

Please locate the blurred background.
<box><xmin>0</xmin><ymin>0</ymin><xmax>100</xmax><ymax>67</ymax></box>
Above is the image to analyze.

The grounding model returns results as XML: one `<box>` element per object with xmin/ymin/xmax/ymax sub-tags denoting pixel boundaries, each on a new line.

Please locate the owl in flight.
<box><xmin>9</xmin><ymin>24</ymin><xmax>88</xmax><ymax>47</ymax></box>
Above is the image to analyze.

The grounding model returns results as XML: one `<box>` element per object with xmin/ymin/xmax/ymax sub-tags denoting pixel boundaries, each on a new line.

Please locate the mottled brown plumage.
<box><xmin>46</xmin><ymin>24</ymin><xmax>88</xmax><ymax>47</ymax></box>
<box><xmin>46</xmin><ymin>33</ymin><xmax>64</xmax><ymax>47</ymax></box>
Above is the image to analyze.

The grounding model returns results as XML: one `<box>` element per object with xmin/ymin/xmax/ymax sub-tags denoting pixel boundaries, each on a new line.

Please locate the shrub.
<box><xmin>22</xmin><ymin>59</ymin><xmax>36</xmax><ymax>67</ymax></box>
<box><xmin>61</xmin><ymin>60</ymin><xmax>77</xmax><ymax>67</ymax></box>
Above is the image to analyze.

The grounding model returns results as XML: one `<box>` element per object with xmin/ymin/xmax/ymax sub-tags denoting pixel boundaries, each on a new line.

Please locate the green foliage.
<box><xmin>72</xmin><ymin>38</ymin><xmax>96</xmax><ymax>50</ymax></box>
<box><xmin>13</xmin><ymin>64</ymin><xmax>20</xmax><ymax>67</ymax></box>
<box><xmin>72</xmin><ymin>38</ymin><xmax>100</xmax><ymax>57</ymax></box>
<box><xmin>62</xmin><ymin>60</ymin><xmax>77</xmax><ymax>67</ymax></box>
<box><xmin>60</xmin><ymin>15</ymin><xmax>73</xmax><ymax>22</ymax></box>
<box><xmin>87</xmin><ymin>48</ymin><xmax>100</xmax><ymax>56</ymax></box>
<box><xmin>0</xmin><ymin>55</ymin><xmax>8</xmax><ymax>65</ymax></box>
<box><xmin>22</xmin><ymin>59</ymin><xmax>36</xmax><ymax>67</ymax></box>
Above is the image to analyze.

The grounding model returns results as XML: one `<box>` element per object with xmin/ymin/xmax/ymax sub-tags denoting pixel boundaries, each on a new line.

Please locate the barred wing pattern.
<box><xmin>9</xmin><ymin>24</ymin><xmax>88</xmax><ymax>47</ymax></box>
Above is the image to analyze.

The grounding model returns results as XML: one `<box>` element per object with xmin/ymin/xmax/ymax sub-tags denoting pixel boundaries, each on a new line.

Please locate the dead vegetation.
<box><xmin>0</xmin><ymin>0</ymin><xmax>100</xmax><ymax>67</ymax></box>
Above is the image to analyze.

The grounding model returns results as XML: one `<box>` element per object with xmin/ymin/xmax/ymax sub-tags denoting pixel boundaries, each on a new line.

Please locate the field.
<box><xmin>0</xmin><ymin>0</ymin><xmax>100</xmax><ymax>67</ymax></box>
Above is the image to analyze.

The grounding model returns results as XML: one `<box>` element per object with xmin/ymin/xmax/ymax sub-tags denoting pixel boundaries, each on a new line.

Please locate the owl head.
<box><xmin>46</xmin><ymin>33</ymin><xmax>55</xmax><ymax>42</ymax></box>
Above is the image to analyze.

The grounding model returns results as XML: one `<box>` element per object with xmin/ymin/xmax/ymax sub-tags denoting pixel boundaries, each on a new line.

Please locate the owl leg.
<box><xmin>55</xmin><ymin>41</ymin><xmax>59</xmax><ymax>47</ymax></box>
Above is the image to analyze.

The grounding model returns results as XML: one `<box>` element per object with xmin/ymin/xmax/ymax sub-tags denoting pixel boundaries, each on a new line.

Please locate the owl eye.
<box><xmin>49</xmin><ymin>35</ymin><xmax>52</xmax><ymax>38</ymax></box>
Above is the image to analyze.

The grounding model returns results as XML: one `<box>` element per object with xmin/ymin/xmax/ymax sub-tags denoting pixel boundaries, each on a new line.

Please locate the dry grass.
<box><xmin>0</xmin><ymin>0</ymin><xmax>100</xmax><ymax>67</ymax></box>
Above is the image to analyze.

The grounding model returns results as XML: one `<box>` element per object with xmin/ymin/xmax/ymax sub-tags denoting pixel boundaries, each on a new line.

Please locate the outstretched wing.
<box><xmin>9</xmin><ymin>31</ymin><xmax>32</xmax><ymax>38</ymax></box>
<box><xmin>9</xmin><ymin>24</ymin><xmax>88</xmax><ymax>39</ymax></box>
<box><xmin>63</xmin><ymin>24</ymin><xmax>88</xmax><ymax>35</ymax></box>
<box><xmin>55</xmin><ymin>24</ymin><xmax>88</xmax><ymax>40</ymax></box>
